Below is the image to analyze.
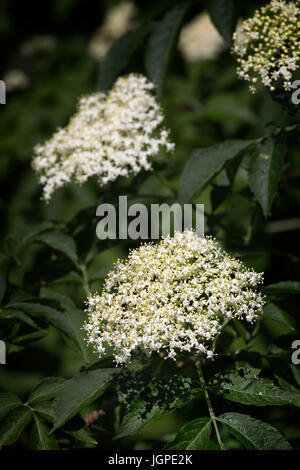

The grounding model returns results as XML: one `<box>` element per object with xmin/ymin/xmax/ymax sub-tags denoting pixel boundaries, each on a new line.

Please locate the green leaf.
<box><xmin>209</xmin><ymin>368</ymin><xmax>300</xmax><ymax>406</ymax></box>
<box><xmin>204</xmin><ymin>94</ymin><xmax>256</xmax><ymax>125</ymax></box>
<box><xmin>145</xmin><ymin>3</ymin><xmax>189</xmax><ymax>100</ymax></box>
<box><xmin>22</xmin><ymin>222</ymin><xmax>55</xmax><ymax>245</ymax></box>
<box><xmin>217</xmin><ymin>412</ymin><xmax>291</xmax><ymax>450</ymax></box>
<box><xmin>63</xmin><ymin>307</ymin><xmax>95</xmax><ymax>364</ymax></box>
<box><xmin>291</xmin><ymin>365</ymin><xmax>300</xmax><ymax>388</ymax></box>
<box><xmin>179</xmin><ymin>139</ymin><xmax>254</xmax><ymax>203</ymax></box>
<box><xmin>50</xmin><ymin>271</ymin><xmax>82</xmax><ymax>285</ymax></box>
<box><xmin>263</xmin><ymin>302</ymin><xmax>295</xmax><ymax>332</ymax></box>
<box><xmin>264</xmin><ymin>281</ymin><xmax>300</xmax><ymax>295</ymax></box>
<box><xmin>274</xmin><ymin>374</ymin><xmax>298</xmax><ymax>392</ymax></box>
<box><xmin>117</xmin><ymin>359</ymin><xmax>153</xmax><ymax>407</ymax></box>
<box><xmin>65</xmin><ymin>427</ymin><xmax>97</xmax><ymax>446</ymax></box>
<box><xmin>116</xmin><ymin>375</ymin><xmax>201</xmax><ymax>439</ymax></box>
<box><xmin>6</xmin><ymin>302</ymin><xmax>82</xmax><ymax>351</ymax></box>
<box><xmin>0</xmin><ymin>406</ymin><xmax>33</xmax><ymax>447</ymax></box>
<box><xmin>53</xmin><ymin>368</ymin><xmax>118</xmax><ymax>431</ymax></box>
<box><xmin>89</xmin><ymin>267</ymin><xmax>111</xmax><ymax>282</ymax></box>
<box><xmin>28</xmin><ymin>377</ymin><xmax>65</xmax><ymax>404</ymax></box>
<box><xmin>98</xmin><ymin>24</ymin><xmax>151</xmax><ymax>91</ymax></box>
<box><xmin>10</xmin><ymin>310</ymin><xmax>40</xmax><ymax>330</ymax></box>
<box><xmin>30</xmin><ymin>415</ymin><xmax>58</xmax><ymax>450</ymax></box>
<box><xmin>248</xmin><ymin>135</ymin><xmax>286</xmax><ymax>217</ymax></box>
<box><xmin>34</xmin><ymin>402</ymin><xmax>56</xmax><ymax>423</ymax></box>
<box><xmin>36</xmin><ymin>231</ymin><xmax>78</xmax><ymax>265</ymax></box>
<box><xmin>38</xmin><ymin>290</ymin><xmax>94</xmax><ymax>362</ymax></box>
<box><xmin>40</xmin><ymin>286</ymin><xmax>76</xmax><ymax>310</ymax></box>
<box><xmin>207</xmin><ymin>0</ymin><xmax>236</xmax><ymax>45</ymax></box>
<box><xmin>6</xmin><ymin>223</ymin><xmax>54</xmax><ymax>264</ymax></box>
<box><xmin>165</xmin><ymin>417</ymin><xmax>212</xmax><ymax>450</ymax></box>
<box><xmin>12</xmin><ymin>330</ymin><xmax>47</xmax><ymax>345</ymax></box>
<box><xmin>0</xmin><ymin>393</ymin><xmax>22</xmax><ymax>418</ymax></box>
<box><xmin>0</xmin><ymin>276</ymin><xmax>6</xmax><ymax>304</ymax></box>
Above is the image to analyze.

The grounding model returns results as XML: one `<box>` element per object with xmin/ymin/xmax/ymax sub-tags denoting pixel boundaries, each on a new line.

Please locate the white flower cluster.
<box><xmin>32</xmin><ymin>74</ymin><xmax>174</xmax><ymax>201</ymax></box>
<box><xmin>179</xmin><ymin>12</ymin><xmax>225</xmax><ymax>63</ymax></box>
<box><xmin>84</xmin><ymin>230</ymin><xmax>264</xmax><ymax>365</ymax></box>
<box><xmin>233</xmin><ymin>0</ymin><xmax>300</xmax><ymax>93</ymax></box>
<box><xmin>88</xmin><ymin>1</ymin><xmax>136</xmax><ymax>61</ymax></box>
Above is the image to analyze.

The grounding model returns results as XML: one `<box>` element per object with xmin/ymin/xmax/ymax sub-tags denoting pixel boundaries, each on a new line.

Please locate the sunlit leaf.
<box><xmin>209</xmin><ymin>368</ymin><xmax>300</xmax><ymax>406</ymax></box>
<box><xmin>116</xmin><ymin>375</ymin><xmax>201</xmax><ymax>439</ymax></box>
<box><xmin>217</xmin><ymin>412</ymin><xmax>291</xmax><ymax>450</ymax></box>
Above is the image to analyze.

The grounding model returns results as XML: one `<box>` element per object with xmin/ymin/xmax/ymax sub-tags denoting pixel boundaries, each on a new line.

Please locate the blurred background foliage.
<box><xmin>0</xmin><ymin>0</ymin><xmax>300</xmax><ymax>450</ymax></box>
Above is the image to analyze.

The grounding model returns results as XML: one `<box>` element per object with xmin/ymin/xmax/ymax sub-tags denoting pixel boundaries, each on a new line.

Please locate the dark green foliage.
<box><xmin>207</xmin><ymin>0</ymin><xmax>237</xmax><ymax>45</ymax></box>
<box><xmin>165</xmin><ymin>417</ymin><xmax>212</xmax><ymax>450</ymax></box>
<box><xmin>0</xmin><ymin>0</ymin><xmax>299</xmax><ymax>451</ymax></box>
<box><xmin>116</xmin><ymin>375</ymin><xmax>201</xmax><ymax>439</ymax></box>
<box><xmin>145</xmin><ymin>2</ymin><xmax>190</xmax><ymax>100</ymax></box>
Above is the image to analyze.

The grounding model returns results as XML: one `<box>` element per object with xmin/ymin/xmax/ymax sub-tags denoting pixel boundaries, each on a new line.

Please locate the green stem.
<box><xmin>24</xmin><ymin>403</ymin><xmax>35</xmax><ymax>411</ymax></box>
<box><xmin>79</xmin><ymin>263</ymin><xmax>91</xmax><ymax>297</ymax></box>
<box><xmin>196</xmin><ymin>359</ymin><xmax>225</xmax><ymax>450</ymax></box>
<box><xmin>284</xmin><ymin>123</ymin><xmax>300</xmax><ymax>133</ymax></box>
<box><xmin>114</xmin><ymin>405</ymin><xmax>121</xmax><ymax>435</ymax></box>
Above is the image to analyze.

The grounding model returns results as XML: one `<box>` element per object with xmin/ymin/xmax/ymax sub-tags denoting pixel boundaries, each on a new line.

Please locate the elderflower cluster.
<box><xmin>233</xmin><ymin>0</ymin><xmax>300</xmax><ymax>93</ymax></box>
<box><xmin>179</xmin><ymin>12</ymin><xmax>225</xmax><ymax>63</ymax></box>
<box><xmin>88</xmin><ymin>1</ymin><xmax>136</xmax><ymax>61</ymax></box>
<box><xmin>84</xmin><ymin>230</ymin><xmax>264</xmax><ymax>365</ymax></box>
<box><xmin>32</xmin><ymin>74</ymin><xmax>174</xmax><ymax>201</ymax></box>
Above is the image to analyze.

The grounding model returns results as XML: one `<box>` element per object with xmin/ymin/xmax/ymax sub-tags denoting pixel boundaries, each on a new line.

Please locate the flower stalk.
<box><xmin>196</xmin><ymin>359</ymin><xmax>225</xmax><ymax>450</ymax></box>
